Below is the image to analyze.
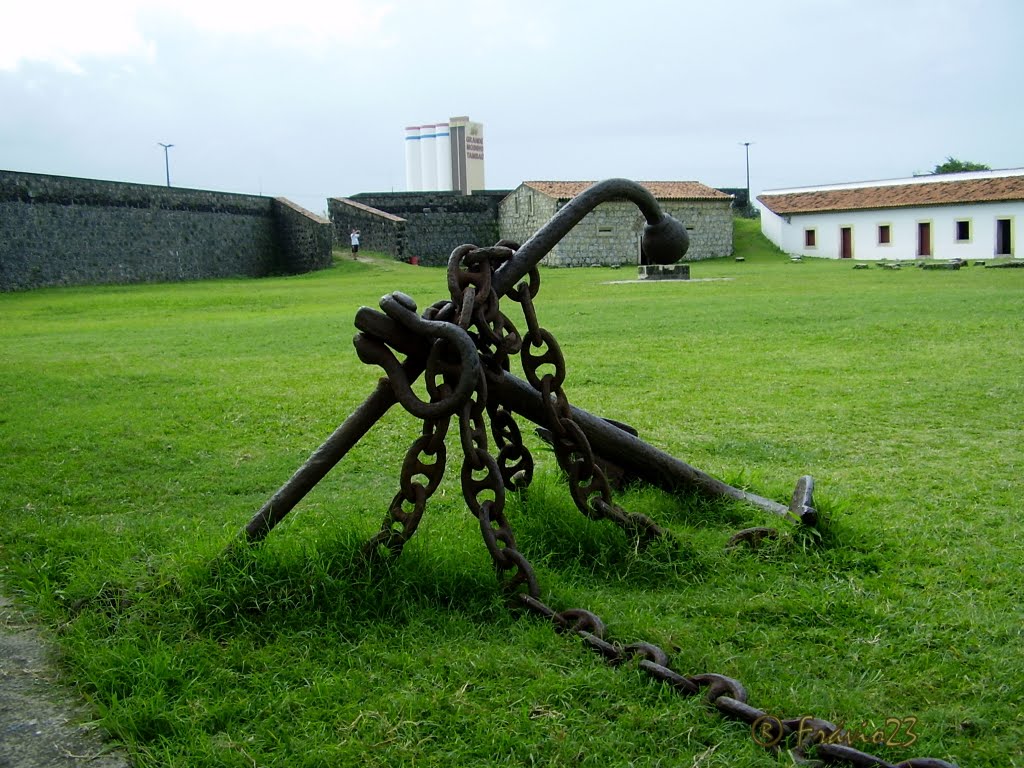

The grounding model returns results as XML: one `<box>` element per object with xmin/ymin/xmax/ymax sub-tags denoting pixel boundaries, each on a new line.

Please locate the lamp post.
<box><xmin>158</xmin><ymin>143</ymin><xmax>174</xmax><ymax>187</ymax></box>
<box><xmin>740</xmin><ymin>141</ymin><xmax>753</xmax><ymax>213</ymax></box>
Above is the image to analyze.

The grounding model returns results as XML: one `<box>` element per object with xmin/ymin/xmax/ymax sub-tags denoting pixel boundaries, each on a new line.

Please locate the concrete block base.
<box><xmin>638</xmin><ymin>263</ymin><xmax>690</xmax><ymax>280</ymax></box>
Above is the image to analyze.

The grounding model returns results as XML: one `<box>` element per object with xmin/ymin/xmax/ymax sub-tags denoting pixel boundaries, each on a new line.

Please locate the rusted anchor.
<box><xmin>230</xmin><ymin>180</ymin><xmax>964</xmax><ymax>767</ymax></box>
<box><xmin>240</xmin><ymin>178</ymin><xmax>817</xmax><ymax>552</ymax></box>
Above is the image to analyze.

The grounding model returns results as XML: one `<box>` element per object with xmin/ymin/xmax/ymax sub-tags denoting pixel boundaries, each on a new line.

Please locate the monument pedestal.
<box><xmin>638</xmin><ymin>263</ymin><xmax>689</xmax><ymax>280</ymax></box>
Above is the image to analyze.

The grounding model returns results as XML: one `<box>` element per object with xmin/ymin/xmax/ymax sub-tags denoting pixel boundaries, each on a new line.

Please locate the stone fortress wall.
<box><xmin>327</xmin><ymin>197</ymin><xmax>406</xmax><ymax>261</ymax></box>
<box><xmin>658</xmin><ymin>200</ymin><xmax>734</xmax><ymax>260</ymax></box>
<box><xmin>497</xmin><ymin>184</ymin><xmax>559</xmax><ymax>251</ymax></box>
<box><xmin>0</xmin><ymin>170</ymin><xmax>332</xmax><ymax>291</ymax></box>
<box><xmin>329</xmin><ymin>191</ymin><xmax>511</xmax><ymax>266</ymax></box>
<box><xmin>1</xmin><ymin>169</ymin><xmax>737</xmax><ymax>293</ymax></box>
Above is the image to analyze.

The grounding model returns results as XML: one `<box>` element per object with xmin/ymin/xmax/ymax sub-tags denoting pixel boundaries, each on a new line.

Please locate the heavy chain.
<box><xmin>508</xmin><ymin>264</ymin><xmax>667</xmax><ymax>545</ymax></box>
<box><xmin>361</xmin><ymin>349</ymin><xmax>453</xmax><ymax>562</ymax></box>
<box><xmin>515</xmin><ymin>593</ymin><xmax>958</xmax><ymax>768</ymax></box>
<box><xmin>447</xmin><ymin>242</ymin><xmax>539</xmax><ymax>599</ymax></box>
<box><xmin>452</xmin><ymin>243</ymin><xmax>538</xmax><ymax>494</ymax></box>
<box><xmin>359</xmin><ymin>289</ymin><xmax>479</xmax><ymax>562</ymax></box>
<box><xmin>448</xmin><ymin>243</ymin><xmax>526</xmax><ymax>372</ymax></box>
<box><xmin>456</xmin><ymin>372</ymin><xmax>539</xmax><ymax>599</ymax></box>
<box><xmin>353</xmin><ymin>242</ymin><xmax>542</xmax><ymax>597</ymax></box>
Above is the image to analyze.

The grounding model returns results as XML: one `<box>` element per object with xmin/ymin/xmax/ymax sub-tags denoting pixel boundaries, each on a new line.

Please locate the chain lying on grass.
<box><xmin>355</xmin><ymin>241</ymin><xmax>957</xmax><ymax>768</ymax></box>
<box><xmin>515</xmin><ymin>592</ymin><xmax>957</xmax><ymax>768</ymax></box>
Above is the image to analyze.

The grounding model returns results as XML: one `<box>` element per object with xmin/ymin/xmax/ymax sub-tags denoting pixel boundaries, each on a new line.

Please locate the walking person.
<box><xmin>350</xmin><ymin>228</ymin><xmax>360</xmax><ymax>259</ymax></box>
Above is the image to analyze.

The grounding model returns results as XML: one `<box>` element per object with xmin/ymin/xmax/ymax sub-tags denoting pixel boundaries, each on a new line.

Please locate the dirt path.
<box><xmin>0</xmin><ymin>594</ymin><xmax>131</xmax><ymax>768</ymax></box>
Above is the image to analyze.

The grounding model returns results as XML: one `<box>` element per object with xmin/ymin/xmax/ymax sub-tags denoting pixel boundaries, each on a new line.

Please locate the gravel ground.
<box><xmin>0</xmin><ymin>594</ymin><xmax>130</xmax><ymax>768</ymax></box>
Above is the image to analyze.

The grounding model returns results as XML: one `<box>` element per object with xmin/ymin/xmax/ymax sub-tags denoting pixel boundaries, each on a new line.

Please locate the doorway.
<box><xmin>917</xmin><ymin>222</ymin><xmax>932</xmax><ymax>257</ymax></box>
<box><xmin>840</xmin><ymin>227</ymin><xmax>853</xmax><ymax>259</ymax></box>
<box><xmin>996</xmin><ymin>218</ymin><xmax>1013</xmax><ymax>255</ymax></box>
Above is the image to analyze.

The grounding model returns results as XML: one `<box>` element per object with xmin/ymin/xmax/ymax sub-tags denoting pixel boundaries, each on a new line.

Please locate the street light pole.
<box><xmin>740</xmin><ymin>141</ymin><xmax>753</xmax><ymax>212</ymax></box>
<box><xmin>158</xmin><ymin>143</ymin><xmax>174</xmax><ymax>187</ymax></box>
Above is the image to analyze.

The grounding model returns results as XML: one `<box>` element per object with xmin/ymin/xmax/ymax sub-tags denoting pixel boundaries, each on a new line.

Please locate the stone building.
<box><xmin>498</xmin><ymin>181</ymin><xmax>734</xmax><ymax>266</ymax></box>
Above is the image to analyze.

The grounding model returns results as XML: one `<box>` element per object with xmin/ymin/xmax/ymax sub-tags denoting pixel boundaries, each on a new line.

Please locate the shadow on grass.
<box><xmin>172</xmin><ymin>480</ymin><xmax>870</xmax><ymax>644</ymax></box>
<box><xmin>192</xmin><ymin>533</ymin><xmax>507</xmax><ymax>640</ymax></box>
<box><xmin>20</xmin><ymin>472</ymin><xmax>875</xmax><ymax>659</ymax></box>
<box><xmin>0</xmin><ymin>454</ymin><xmax>858</xmax><ymax>661</ymax></box>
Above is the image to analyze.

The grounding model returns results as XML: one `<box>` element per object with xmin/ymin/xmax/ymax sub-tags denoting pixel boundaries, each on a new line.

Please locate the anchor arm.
<box><xmin>240</xmin><ymin>354</ymin><xmax>426</xmax><ymax>543</ymax></box>
<box><xmin>241</xmin><ymin>290</ymin><xmax>466</xmax><ymax>544</ymax></box>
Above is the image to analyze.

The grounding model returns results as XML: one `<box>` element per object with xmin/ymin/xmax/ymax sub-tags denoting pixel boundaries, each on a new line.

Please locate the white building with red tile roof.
<box><xmin>499</xmin><ymin>181</ymin><xmax>734</xmax><ymax>266</ymax></box>
<box><xmin>757</xmin><ymin>169</ymin><xmax>1024</xmax><ymax>261</ymax></box>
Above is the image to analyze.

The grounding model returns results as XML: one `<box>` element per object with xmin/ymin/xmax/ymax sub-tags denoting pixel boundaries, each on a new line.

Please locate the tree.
<box><xmin>933</xmin><ymin>157</ymin><xmax>991</xmax><ymax>174</ymax></box>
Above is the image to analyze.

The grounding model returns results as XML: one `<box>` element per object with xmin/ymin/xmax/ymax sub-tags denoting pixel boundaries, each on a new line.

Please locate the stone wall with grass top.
<box><xmin>0</xmin><ymin>170</ymin><xmax>332</xmax><ymax>291</ymax></box>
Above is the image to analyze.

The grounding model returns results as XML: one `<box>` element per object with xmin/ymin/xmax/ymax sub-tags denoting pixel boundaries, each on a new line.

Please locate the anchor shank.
<box><xmin>485</xmin><ymin>367</ymin><xmax>799</xmax><ymax>521</ymax></box>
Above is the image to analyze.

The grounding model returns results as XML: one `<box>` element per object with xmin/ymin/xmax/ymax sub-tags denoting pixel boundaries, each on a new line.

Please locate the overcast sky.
<box><xmin>2</xmin><ymin>0</ymin><xmax>1021</xmax><ymax>215</ymax></box>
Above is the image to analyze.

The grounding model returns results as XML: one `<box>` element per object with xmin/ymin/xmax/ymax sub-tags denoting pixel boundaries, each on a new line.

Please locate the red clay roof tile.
<box><xmin>524</xmin><ymin>181</ymin><xmax>731</xmax><ymax>201</ymax></box>
<box><xmin>758</xmin><ymin>175</ymin><xmax>1024</xmax><ymax>215</ymax></box>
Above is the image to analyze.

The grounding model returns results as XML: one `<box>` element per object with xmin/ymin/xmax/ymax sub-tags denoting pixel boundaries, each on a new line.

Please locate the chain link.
<box><xmin>514</xmin><ymin>593</ymin><xmax>958</xmax><ymax>768</ymax></box>
<box><xmin>361</xmin><ymin>411</ymin><xmax>449</xmax><ymax>562</ymax></box>
<box><xmin>517</xmin><ymin>285</ymin><xmax>666</xmax><ymax>544</ymax></box>
<box><xmin>448</xmin><ymin>245</ymin><xmax>541</xmax><ymax>598</ymax></box>
<box><xmin>487</xmin><ymin>402</ymin><xmax>534</xmax><ymax>493</ymax></box>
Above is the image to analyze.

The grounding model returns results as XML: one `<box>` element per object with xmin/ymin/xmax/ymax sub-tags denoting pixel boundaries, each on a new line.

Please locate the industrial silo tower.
<box><xmin>404</xmin><ymin>116</ymin><xmax>485</xmax><ymax>194</ymax></box>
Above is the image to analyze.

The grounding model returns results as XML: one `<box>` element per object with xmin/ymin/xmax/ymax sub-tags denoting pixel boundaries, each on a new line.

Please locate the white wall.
<box><xmin>758</xmin><ymin>201</ymin><xmax>1023</xmax><ymax>260</ymax></box>
<box><xmin>760</xmin><ymin>205</ymin><xmax>784</xmax><ymax>249</ymax></box>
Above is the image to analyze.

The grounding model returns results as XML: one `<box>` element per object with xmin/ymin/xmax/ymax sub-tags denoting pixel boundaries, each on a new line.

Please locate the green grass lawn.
<box><xmin>1</xmin><ymin>220</ymin><xmax>1022</xmax><ymax>766</ymax></box>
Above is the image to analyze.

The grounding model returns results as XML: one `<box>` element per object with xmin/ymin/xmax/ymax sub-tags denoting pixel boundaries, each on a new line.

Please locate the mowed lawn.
<box><xmin>1</xmin><ymin>220</ymin><xmax>1021</xmax><ymax>767</ymax></box>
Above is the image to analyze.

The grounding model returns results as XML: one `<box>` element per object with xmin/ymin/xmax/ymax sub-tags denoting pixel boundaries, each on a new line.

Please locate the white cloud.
<box><xmin>0</xmin><ymin>0</ymin><xmax>394</xmax><ymax>73</ymax></box>
<box><xmin>160</xmin><ymin>0</ymin><xmax>394</xmax><ymax>49</ymax></box>
<box><xmin>0</xmin><ymin>1</ymin><xmax>154</xmax><ymax>73</ymax></box>
<box><xmin>463</xmin><ymin>0</ymin><xmax>553</xmax><ymax>50</ymax></box>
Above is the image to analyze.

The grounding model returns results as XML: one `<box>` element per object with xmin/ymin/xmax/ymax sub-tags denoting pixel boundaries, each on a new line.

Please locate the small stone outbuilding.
<box><xmin>498</xmin><ymin>181</ymin><xmax>734</xmax><ymax>266</ymax></box>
